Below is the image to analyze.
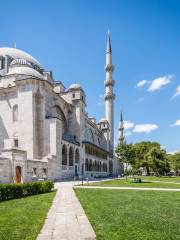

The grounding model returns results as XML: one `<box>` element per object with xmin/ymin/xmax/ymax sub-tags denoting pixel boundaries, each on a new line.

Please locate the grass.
<box><xmin>139</xmin><ymin>176</ymin><xmax>180</xmax><ymax>183</ymax></box>
<box><xmin>0</xmin><ymin>191</ymin><xmax>56</xmax><ymax>240</ymax></box>
<box><xmin>75</xmin><ymin>188</ymin><xmax>180</xmax><ymax>240</ymax></box>
<box><xmin>88</xmin><ymin>178</ymin><xmax>180</xmax><ymax>188</ymax></box>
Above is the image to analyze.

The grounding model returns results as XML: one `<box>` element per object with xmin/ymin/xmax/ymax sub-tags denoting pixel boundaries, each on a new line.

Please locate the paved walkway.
<box><xmin>37</xmin><ymin>181</ymin><xmax>96</xmax><ymax>240</ymax></box>
<box><xmin>75</xmin><ymin>185</ymin><xmax>180</xmax><ymax>192</ymax></box>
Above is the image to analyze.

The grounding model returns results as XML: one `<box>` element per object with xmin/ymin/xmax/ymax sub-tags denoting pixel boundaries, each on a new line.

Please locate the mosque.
<box><xmin>0</xmin><ymin>33</ymin><xmax>123</xmax><ymax>183</ymax></box>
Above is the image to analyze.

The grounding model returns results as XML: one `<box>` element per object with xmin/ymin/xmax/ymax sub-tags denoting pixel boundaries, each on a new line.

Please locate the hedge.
<box><xmin>0</xmin><ymin>181</ymin><xmax>54</xmax><ymax>201</ymax></box>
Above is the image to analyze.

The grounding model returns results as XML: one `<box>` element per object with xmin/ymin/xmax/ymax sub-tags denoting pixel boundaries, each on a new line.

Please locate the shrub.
<box><xmin>0</xmin><ymin>181</ymin><xmax>54</xmax><ymax>201</ymax></box>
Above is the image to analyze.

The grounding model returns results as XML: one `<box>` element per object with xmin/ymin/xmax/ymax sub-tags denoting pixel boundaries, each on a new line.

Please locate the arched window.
<box><xmin>85</xmin><ymin>159</ymin><xmax>88</xmax><ymax>171</ymax></box>
<box><xmin>75</xmin><ymin>149</ymin><xmax>79</xmax><ymax>164</ymax></box>
<box><xmin>13</xmin><ymin>104</ymin><xmax>18</xmax><ymax>122</ymax></box>
<box><xmin>90</xmin><ymin>159</ymin><xmax>92</xmax><ymax>171</ymax></box>
<box><xmin>62</xmin><ymin>145</ymin><xmax>67</xmax><ymax>165</ymax></box>
<box><xmin>69</xmin><ymin>147</ymin><xmax>74</xmax><ymax>166</ymax></box>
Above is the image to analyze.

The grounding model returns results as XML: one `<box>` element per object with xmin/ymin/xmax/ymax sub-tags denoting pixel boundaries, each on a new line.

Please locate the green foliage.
<box><xmin>168</xmin><ymin>152</ymin><xmax>180</xmax><ymax>174</ymax></box>
<box><xmin>115</xmin><ymin>142</ymin><xmax>135</xmax><ymax>165</ymax></box>
<box><xmin>0</xmin><ymin>181</ymin><xmax>54</xmax><ymax>201</ymax></box>
<box><xmin>116</xmin><ymin>141</ymin><xmax>170</xmax><ymax>175</ymax></box>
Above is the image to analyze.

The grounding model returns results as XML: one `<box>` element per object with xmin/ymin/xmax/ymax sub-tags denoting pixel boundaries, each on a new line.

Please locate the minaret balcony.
<box><xmin>104</xmin><ymin>64</ymin><xmax>114</xmax><ymax>72</ymax></box>
<box><xmin>104</xmin><ymin>79</ymin><xmax>115</xmax><ymax>87</ymax></box>
<box><xmin>104</xmin><ymin>92</ymin><xmax>115</xmax><ymax>100</ymax></box>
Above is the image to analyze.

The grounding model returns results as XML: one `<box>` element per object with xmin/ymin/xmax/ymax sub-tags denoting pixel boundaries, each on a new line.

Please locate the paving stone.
<box><xmin>36</xmin><ymin>181</ymin><xmax>96</xmax><ymax>240</ymax></box>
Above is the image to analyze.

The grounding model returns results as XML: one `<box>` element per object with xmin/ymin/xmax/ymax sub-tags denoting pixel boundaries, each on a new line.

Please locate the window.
<box><xmin>14</xmin><ymin>139</ymin><xmax>19</xmax><ymax>147</ymax></box>
<box><xmin>13</xmin><ymin>104</ymin><xmax>18</xmax><ymax>122</ymax></box>
<box><xmin>72</xmin><ymin>93</ymin><xmax>75</xmax><ymax>98</ymax></box>
<box><xmin>42</xmin><ymin>168</ymin><xmax>47</xmax><ymax>178</ymax></box>
<box><xmin>32</xmin><ymin>168</ymin><xmax>37</xmax><ymax>177</ymax></box>
<box><xmin>0</xmin><ymin>58</ymin><xmax>5</xmax><ymax>70</ymax></box>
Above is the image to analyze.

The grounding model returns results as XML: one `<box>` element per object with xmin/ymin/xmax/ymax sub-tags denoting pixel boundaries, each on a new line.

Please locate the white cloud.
<box><xmin>170</xmin><ymin>119</ymin><xmax>180</xmax><ymax>127</ymax></box>
<box><xmin>133</xmin><ymin>124</ymin><xmax>158</xmax><ymax>133</ymax></box>
<box><xmin>168</xmin><ymin>150</ymin><xmax>180</xmax><ymax>155</ymax></box>
<box><xmin>136</xmin><ymin>80</ymin><xmax>148</xmax><ymax>88</ymax></box>
<box><xmin>97</xmin><ymin>95</ymin><xmax>104</xmax><ymax>106</ymax></box>
<box><xmin>124</xmin><ymin>120</ymin><xmax>134</xmax><ymax>130</ymax></box>
<box><xmin>173</xmin><ymin>86</ymin><xmax>180</xmax><ymax>98</ymax></box>
<box><xmin>147</xmin><ymin>75</ymin><xmax>173</xmax><ymax>92</ymax></box>
<box><xmin>124</xmin><ymin>131</ymin><xmax>132</xmax><ymax>137</ymax></box>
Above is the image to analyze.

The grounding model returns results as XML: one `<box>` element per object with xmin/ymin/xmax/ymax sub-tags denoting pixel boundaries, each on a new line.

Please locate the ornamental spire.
<box><xmin>120</xmin><ymin>111</ymin><xmax>123</xmax><ymax>122</ymax></box>
<box><xmin>106</xmin><ymin>30</ymin><xmax>112</xmax><ymax>54</ymax></box>
<box><xmin>118</xmin><ymin>111</ymin><xmax>124</xmax><ymax>144</ymax></box>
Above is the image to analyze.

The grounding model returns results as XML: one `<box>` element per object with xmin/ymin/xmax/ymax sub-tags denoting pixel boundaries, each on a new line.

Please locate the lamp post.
<box><xmin>81</xmin><ymin>158</ymin><xmax>84</xmax><ymax>185</ymax></box>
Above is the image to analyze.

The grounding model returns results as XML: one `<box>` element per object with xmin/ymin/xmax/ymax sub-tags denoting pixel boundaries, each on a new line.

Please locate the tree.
<box><xmin>146</xmin><ymin>147</ymin><xmax>170</xmax><ymax>175</ymax></box>
<box><xmin>116</xmin><ymin>142</ymin><xmax>135</xmax><ymax>178</ymax></box>
<box><xmin>133</xmin><ymin>142</ymin><xmax>161</xmax><ymax>175</ymax></box>
<box><xmin>168</xmin><ymin>152</ymin><xmax>180</xmax><ymax>175</ymax></box>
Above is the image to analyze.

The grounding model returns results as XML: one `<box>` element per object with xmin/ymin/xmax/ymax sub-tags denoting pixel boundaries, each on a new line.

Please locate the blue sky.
<box><xmin>0</xmin><ymin>0</ymin><xmax>180</xmax><ymax>152</ymax></box>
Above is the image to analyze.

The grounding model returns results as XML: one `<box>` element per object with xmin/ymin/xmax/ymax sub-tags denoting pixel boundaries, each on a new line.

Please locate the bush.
<box><xmin>0</xmin><ymin>181</ymin><xmax>54</xmax><ymax>201</ymax></box>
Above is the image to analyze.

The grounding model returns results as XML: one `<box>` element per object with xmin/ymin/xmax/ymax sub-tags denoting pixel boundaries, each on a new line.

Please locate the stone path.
<box><xmin>37</xmin><ymin>181</ymin><xmax>96</xmax><ymax>240</ymax></box>
<box><xmin>75</xmin><ymin>185</ymin><xmax>180</xmax><ymax>192</ymax></box>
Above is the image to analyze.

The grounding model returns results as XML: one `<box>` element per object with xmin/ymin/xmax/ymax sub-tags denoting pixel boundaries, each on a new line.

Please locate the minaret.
<box><xmin>118</xmin><ymin>111</ymin><xmax>124</xmax><ymax>144</ymax></box>
<box><xmin>104</xmin><ymin>31</ymin><xmax>115</xmax><ymax>152</ymax></box>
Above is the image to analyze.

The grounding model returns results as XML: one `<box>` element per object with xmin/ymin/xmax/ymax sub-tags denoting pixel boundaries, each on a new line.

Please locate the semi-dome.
<box><xmin>6</xmin><ymin>66</ymin><xmax>44</xmax><ymax>79</ymax></box>
<box><xmin>0</xmin><ymin>47</ymin><xmax>42</xmax><ymax>68</ymax></box>
<box><xmin>69</xmin><ymin>83</ymin><xmax>82</xmax><ymax>90</ymax></box>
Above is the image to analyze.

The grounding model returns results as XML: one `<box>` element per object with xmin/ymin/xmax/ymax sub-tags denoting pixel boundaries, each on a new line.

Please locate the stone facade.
<box><xmin>0</xmin><ymin>34</ymin><xmax>123</xmax><ymax>184</ymax></box>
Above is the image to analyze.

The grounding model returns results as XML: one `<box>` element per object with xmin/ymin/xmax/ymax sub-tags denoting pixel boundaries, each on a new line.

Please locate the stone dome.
<box><xmin>100</xmin><ymin>118</ymin><xmax>108</xmax><ymax>123</ymax></box>
<box><xmin>7</xmin><ymin>66</ymin><xmax>44</xmax><ymax>79</ymax></box>
<box><xmin>10</xmin><ymin>58</ymin><xmax>32</xmax><ymax>67</ymax></box>
<box><xmin>0</xmin><ymin>47</ymin><xmax>42</xmax><ymax>68</ymax></box>
<box><xmin>69</xmin><ymin>83</ymin><xmax>82</xmax><ymax>90</ymax></box>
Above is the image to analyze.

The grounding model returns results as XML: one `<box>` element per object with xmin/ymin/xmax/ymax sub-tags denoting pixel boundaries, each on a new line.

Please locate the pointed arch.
<box><xmin>69</xmin><ymin>146</ymin><xmax>74</xmax><ymax>166</ymax></box>
<box><xmin>62</xmin><ymin>144</ymin><xmax>68</xmax><ymax>165</ymax></box>
<box><xmin>12</xmin><ymin>104</ymin><xmax>18</xmax><ymax>122</ymax></box>
<box><xmin>75</xmin><ymin>149</ymin><xmax>79</xmax><ymax>164</ymax></box>
<box><xmin>53</xmin><ymin>105</ymin><xmax>67</xmax><ymax>134</ymax></box>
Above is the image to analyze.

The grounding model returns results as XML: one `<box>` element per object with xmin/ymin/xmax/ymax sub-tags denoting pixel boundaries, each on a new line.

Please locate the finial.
<box><xmin>13</xmin><ymin>42</ymin><xmax>16</xmax><ymax>49</ymax></box>
<box><xmin>120</xmin><ymin>111</ymin><xmax>123</xmax><ymax>122</ymax></box>
<box><xmin>106</xmin><ymin>30</ymin><xmax>112</xmax><ymax>53</ymax></box>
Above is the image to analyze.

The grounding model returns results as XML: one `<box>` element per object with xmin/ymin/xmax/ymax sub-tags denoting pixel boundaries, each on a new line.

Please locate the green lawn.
<box><xmin>139</xmin><ymin>176</ymin><xmax>180</xmax><ymax>183</ymax></box>
<box><xmin>75</xmin><ymin>189</ymin><xmax>180</xmax><ymax>240</ymax></box>
<box><xmin>89</xmin><ymin>178</ymin><xmax>180</xmax><ymax>188</ymax></box>
<box><xmin>0</xmin><ymin>191</ymin><xmax>56</xmax><ymax>240</ymax></box>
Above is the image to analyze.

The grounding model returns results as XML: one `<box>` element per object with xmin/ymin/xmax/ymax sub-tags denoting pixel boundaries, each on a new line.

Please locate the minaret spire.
<box><xmin>106</xmin><ymin>30</ymin><xmax>112</xmax><ymax>53</ymax></box>
<box><xmin>104</xmin><ymin>31</ymin><xmax>115</xmax><ymax>152</ymax></box>
<box><xmin>118</xmin><ymin>111</ymin><xmax>124</xmax><ymax>144</ymax></box>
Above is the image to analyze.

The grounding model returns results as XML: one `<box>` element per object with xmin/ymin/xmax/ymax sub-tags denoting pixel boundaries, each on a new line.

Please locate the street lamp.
<box><xmin>81</xmin><ymin>158</ymin><xmax>84</xmax><ymax>185</ymax></box>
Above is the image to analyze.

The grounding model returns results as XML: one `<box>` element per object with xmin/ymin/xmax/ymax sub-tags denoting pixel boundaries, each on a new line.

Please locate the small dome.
<box><xmin>69</xmin><ymin>83</ymin><xmax>82</xmax><ymax>90</ymax></box>
<box><xmin>0</xmin><ymin>47</ymin><xmax>42</xmax><ymax>68</ymax></box>
<box><xmin>7</xmin><ymin>66</ymin><xmax>44</xmax><ymax>79</ymax></box>
<box><xmin>100</xmin><ymin>118</ymin><xmax>108</xmax><ymax>123</ymax></box>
